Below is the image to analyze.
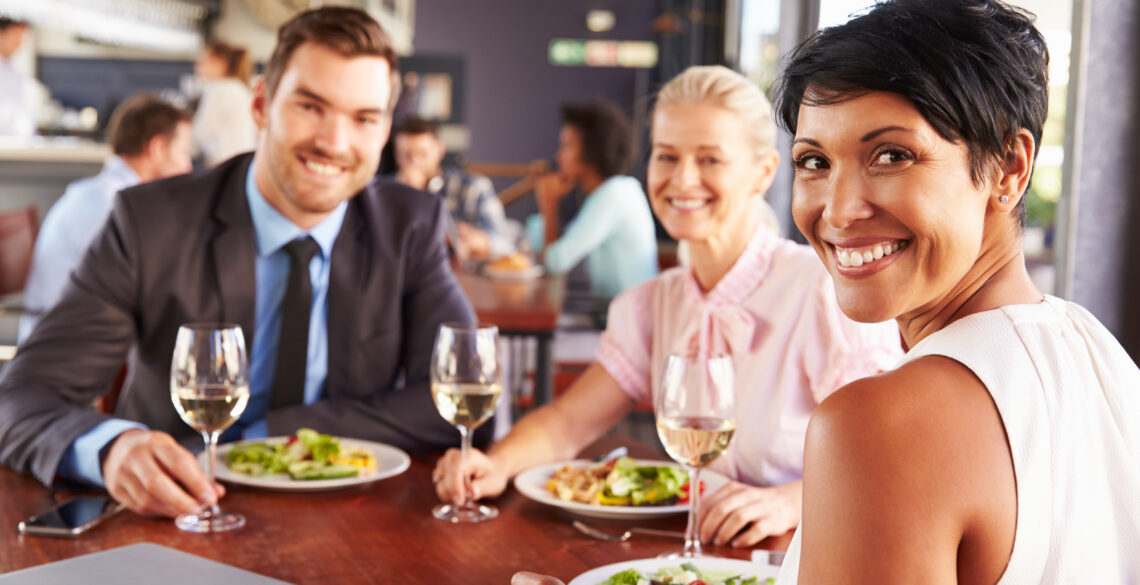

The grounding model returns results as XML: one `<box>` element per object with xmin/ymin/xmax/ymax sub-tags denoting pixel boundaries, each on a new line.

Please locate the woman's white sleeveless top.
<box><xmin>776</xmin><ymin>296</ymin><xmax>1140</xmax><ymax>584</ymax></box>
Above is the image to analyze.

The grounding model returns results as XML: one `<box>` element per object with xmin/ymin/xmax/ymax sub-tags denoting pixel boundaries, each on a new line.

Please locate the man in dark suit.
<box><xmin>0</xmin><ymin>7</ymin><xmax>482</xmax><ymax>518</ymax></box>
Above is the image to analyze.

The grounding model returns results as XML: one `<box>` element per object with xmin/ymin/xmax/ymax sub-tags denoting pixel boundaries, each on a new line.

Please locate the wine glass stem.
<box><xmin>684</xmin><ymin>466</ymin><xmax>703</xmax><ymax>557</ymax></box>
<box><xmin>202</xmin><ymin>430</ymin><xmax>221</xmax><ymax>515</ymax></box>
<box><xmin>458</xmin><ymin>425</ymin><xmax>473</xmax><ymax>508</ymax></box>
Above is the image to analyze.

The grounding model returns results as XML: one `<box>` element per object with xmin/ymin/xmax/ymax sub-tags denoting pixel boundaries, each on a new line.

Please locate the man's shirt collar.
<box><xmin>244</xmin><ymin>158</ymin><xmax>348</xmax><ymax>258</ymax></box>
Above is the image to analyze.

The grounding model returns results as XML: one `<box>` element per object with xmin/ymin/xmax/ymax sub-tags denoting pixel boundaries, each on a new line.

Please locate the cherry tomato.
<box><xmin>677</xmin><ymin>480</ymin><xmax>707</xmax><ymax>503</ymax></box>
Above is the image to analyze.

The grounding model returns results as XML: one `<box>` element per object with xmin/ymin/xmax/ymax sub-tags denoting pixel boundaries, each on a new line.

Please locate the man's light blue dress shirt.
<box><xmin>57</xmin><ymin>161</ymin><xmax>347</xmax><ymax>486</ymax></box>
<box><xmin>20</xmin><ymin>156</ymin><xmax>140</xmax><ymax>342</ymax></box>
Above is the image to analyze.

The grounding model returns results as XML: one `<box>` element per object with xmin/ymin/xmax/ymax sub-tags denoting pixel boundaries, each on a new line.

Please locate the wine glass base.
<box><xmin>175</xmin><ymin>511</ymin><xmax>246</xmax><ymax>533</ymax></box>
<box><xmin>432</xmin><ymin>502</ymin><xmax>498</xmax><ymax>523</ymax></box>
<box><xmin>657</xmin><ymin>548</ymin><xmax>719</xmax><ymax>559</ymax></box>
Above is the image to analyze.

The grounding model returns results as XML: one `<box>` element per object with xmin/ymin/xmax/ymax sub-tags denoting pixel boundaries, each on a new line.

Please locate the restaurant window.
<box><xmin>735</xmin><ymin>0</ymin><xmax>781</xmax><ymax>97</ymax></box>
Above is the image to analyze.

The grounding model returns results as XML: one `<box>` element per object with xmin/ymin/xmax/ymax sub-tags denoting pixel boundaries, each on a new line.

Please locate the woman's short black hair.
<box><xmin>559</xmin><ymin>100</ymin><xmax>632</xmax><ymax>179</ymax></box>
<box><xmin>774</xmin><ymin>0</ymin><xmax>1049</xmax><ymax>200</ymax></box>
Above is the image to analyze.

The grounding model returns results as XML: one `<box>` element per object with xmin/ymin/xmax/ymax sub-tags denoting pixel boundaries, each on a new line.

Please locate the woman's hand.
<box><xmin>432</xmin><ymin>446</ymin><xmax>510</xmax><ymax>506</ymax></box>
<box><xmin>699</xmin><ymin>480</ymin><xmax>802</xmax><ymax>547</ymax></box>
<box><xmin>534</xmin><ymin>172</ymin><xmax>576</xmax><ymax>245</ymax></box>
<box><xmin>534</xmin><ymin>172</ymin><xmax>575</xmax><ymax>213</ymax></box>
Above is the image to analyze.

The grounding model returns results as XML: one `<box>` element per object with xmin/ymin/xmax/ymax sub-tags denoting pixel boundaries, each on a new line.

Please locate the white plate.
<box><xmin>210</xmin><ymin>437</ymin><xmax>411</xmax><ymax>492</ymax></box>
<box><xmin>568</xmin><ymin>556</ymin><xmax>779</xmax><ymax>585</ymax></box>
<box><xmin>513</xmin><ymin>459</ymin><xmax>730</xmax><ymax>520</ymax></box>
<box><xmin>484</xmin><ymin>264</ymin><xmax>544</xmax><ymax>280</ymax></box>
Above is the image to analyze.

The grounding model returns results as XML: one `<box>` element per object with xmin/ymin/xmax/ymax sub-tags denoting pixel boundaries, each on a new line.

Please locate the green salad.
<box><xmin>603</xmin><ymin>457</ymin><xmax>691</xmax><ymax>506</ymax></box>
<box><xmin>601</xmin><ymin>562</ymin><xmax>771</xmax><ymax>585</ymax></box>
<box><xmin>224</xmin><ymin>428</ymin><xmax>366</xmax><ymax>480</ymax></box>
<box><xmin>547</xmin><ymin>456</ymin><xmax>692</xmax><ymax>506</ymax></box>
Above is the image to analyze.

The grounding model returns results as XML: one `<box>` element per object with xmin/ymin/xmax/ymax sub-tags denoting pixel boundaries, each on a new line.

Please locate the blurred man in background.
<box><xmin>0</xmin><ymin>17</ymin><xmax>34</xmax><ymax>137</ymax></box>
<box><xmin>19</xmin><ymin>94</ymin><xmax>193</xmax><ymax>342</ymax></box>
<box><xmin>394</xmin><ymin>116</ymin><xmax>517</xmax><ymax>260</ymax></box>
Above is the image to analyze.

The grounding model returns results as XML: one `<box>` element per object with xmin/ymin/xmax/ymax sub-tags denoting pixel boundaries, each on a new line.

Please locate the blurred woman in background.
<box><xmin>193</xmin><ymin>41</ymin><xmax>256</xmax><ymax>167</ymax></box>
<box><xmin>528</xmin><ymin>100</ymin><xmax>659</xmax><ymax>303</ymax></box>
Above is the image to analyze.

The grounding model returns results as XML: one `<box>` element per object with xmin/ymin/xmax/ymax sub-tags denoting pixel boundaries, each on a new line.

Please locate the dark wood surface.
<box><xmin>453</xmin><ymin>263</ymin><xmax>565</xmax><ymax>333</ymax></box>
<box><xmin>0</xmin><ymin>438</ymin><xmax>791</xmax><ymax>584</ymax></box>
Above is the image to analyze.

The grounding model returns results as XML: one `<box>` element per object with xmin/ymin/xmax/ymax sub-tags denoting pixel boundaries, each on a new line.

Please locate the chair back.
<box><xmin>0</xmin><ymin>206</ymin><xmax>38</xmax><ymax>297</ymax></box>
<box><xmin>465</xmin><ymin>160</ymin><xmax>550</xmax><ymax>206</ymax></box>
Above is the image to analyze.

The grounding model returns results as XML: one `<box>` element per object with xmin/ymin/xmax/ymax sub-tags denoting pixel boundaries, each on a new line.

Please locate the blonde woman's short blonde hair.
<box><xmin>655</xmin><ymin>65</ymin><xmax>777</xmax><ymax>157</ymax></box>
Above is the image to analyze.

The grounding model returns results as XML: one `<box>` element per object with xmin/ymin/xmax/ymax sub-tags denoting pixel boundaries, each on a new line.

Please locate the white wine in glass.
<box><xmin>432</xmin><ymin>381</ymin><xmax>503</xmax><ymax>429</ymax></box>
<box><xmin>656</xmin><ymin>415</ymin><xmax>736</xmax><ymax>468</ymax></box>
<box><xmin>656</xmin><ymin>353</ymin><xmax>736</xmax><ymax>558</ymax></box>
<box><xmin>430</xmin><ymin>323</ymin><xmax>503</xmax><ymax>523</ymax></box>
<box><xmin>170</xmin><ymin>323</ymin><xmax>250</xmax><ymax>533</ymax></box>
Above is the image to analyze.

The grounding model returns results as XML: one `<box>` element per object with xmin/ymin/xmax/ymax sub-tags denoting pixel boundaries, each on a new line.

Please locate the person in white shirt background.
<box><xmin>0</xmin><ymin>17</ymin><xmax>35</xmax><ymax>138</ymax></box>
<box><xmin>192</xmin><ymin>40</ymin><xmax>257</xmax><ymax>167</ymax></box>
<box><xmin>19</xmin><ymin>93</ymin><xmax>193</xmax><ymax>342</ymax></box>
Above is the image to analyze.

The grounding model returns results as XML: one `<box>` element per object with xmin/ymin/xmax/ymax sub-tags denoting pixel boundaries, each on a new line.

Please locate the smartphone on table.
<box><xmin>17</xmin><ymin>496</ymin><xmax>124</xmax><ymax>537</ymax></box>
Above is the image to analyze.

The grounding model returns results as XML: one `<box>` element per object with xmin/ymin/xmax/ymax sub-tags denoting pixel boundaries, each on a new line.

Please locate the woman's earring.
<box><xmin>999</xmin><ymin>194</ymin><xmax>1010</xmax><ymax>205</ymax></box>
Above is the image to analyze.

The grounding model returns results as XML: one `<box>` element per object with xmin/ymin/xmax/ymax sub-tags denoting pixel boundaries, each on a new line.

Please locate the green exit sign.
<box><xmin>549</xmin><ymin>39</ymin><xmax>658</xmax><ymax>68</ymax></box>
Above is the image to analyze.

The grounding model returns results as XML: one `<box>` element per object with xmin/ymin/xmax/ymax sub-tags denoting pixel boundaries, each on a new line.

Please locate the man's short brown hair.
<box><xmin>106</xmin><ymin>94</ymin><xmax>189</xmax><ymax>157</ymax></box>
<box><xmin>263</xmin><ymin>7</ymin><xmax>400</xmax><ymax>110</ymax></box>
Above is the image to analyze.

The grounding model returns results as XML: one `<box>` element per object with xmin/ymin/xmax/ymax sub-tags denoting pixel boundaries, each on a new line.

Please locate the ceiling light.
<box><xmin>586</xmin><ymin>9</ymin><xmax>615</xmax><ymax>33</ymax></box>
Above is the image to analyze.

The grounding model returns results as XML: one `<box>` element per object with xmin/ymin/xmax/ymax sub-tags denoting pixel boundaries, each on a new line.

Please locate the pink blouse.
<box><xmin>597</xmin><ymin>225</ymin><xmax>902</xmax><ymax>486</ymax></box>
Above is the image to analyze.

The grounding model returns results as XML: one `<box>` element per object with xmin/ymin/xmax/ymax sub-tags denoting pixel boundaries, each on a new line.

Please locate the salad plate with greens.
<box><xmin>514</xmin><ymin>458</ymin><xmax>730</xmax><ymax>519</ymax></box>
<box><xmin>209</xmin><ymin>429</ymin><xmax>411</xmax><ymax>492</ymax></box>
<box><xmin>568</xmin><ymin>558</ymin><xmax>777</xmax><ymax>585</ymax></box>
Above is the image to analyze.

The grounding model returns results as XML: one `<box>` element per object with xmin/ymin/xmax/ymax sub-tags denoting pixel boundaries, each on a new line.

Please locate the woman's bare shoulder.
<box><xmin>799</xmin><ymin>356</ymin><xmax>1015</xmax><ymax>584</ymax></box>
<box><xmin>808</xmin><ymin>355</ymin><xmax>1010</xmax><ymax>476</ymax></box>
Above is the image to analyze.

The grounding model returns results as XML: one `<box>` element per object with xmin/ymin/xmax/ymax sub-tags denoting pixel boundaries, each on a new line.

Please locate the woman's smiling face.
<box><xmin>647</xmin><ymin>101</ymin><xmax>776</xmax><ymax>245</ymax></box>
<box><xmin>791</xmin><ymin>90</ymin><xmax>996</xmax><ymax>324</ymax></box>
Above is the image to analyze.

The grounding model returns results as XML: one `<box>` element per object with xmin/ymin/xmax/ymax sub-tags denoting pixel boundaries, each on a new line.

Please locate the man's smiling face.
<box><xmin>251</xmin><ymin>41</ymin><xmax>391</xmax><ymax>229</ymax></box>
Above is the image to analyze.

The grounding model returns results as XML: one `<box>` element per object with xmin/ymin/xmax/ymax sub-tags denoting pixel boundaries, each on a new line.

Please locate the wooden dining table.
<box><xmin>0</xmin><ymin>438</ymin><xmax>791</xmax><ymax>584</ymax></box>
<box><xmin>452</xmin><ymin>262</ymin><xmax>566</xmax><ymax>407</ymax></box>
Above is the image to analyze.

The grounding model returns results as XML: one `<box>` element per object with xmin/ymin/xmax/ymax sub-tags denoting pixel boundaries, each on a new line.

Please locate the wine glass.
<box><xmin>655</xmin><ymin>353</ymin><xmax>736</xmax><ymax>558</ymax></box>
<box><xmin>169</xmin><ymin>323</ymin><xmax>250</xmax><ymax>533</ymax></box>
<box><xmin>430</xmin><ymin>323</ymin><xmax>504</xmax><ymax>523</ymax></box>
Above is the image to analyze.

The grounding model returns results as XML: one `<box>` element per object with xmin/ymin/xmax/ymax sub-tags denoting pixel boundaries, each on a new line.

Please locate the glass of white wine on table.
<box><xmin>430</xmin><ymin>322</ymin><xmax>504</xmax><ymax>523</ymax></box>
<box><xmin>170</xmin><ymin>323</ymin><xmax>250</xmax><ymax>533</ymax></box>
<box><xmin>656</xmin><ymin>352</ymin><xmax>736</xmax><ymax>558</ymax></box>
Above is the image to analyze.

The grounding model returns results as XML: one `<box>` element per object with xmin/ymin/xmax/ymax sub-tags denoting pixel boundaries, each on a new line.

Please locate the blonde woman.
<box><xmin>434</xmin><ymin>66</ymin><xmax>901</xmax><ymax>548</ymax></box>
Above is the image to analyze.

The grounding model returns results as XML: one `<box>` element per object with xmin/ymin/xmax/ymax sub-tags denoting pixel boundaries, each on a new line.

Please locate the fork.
<box><xmin>572</xmin><ymin>519</ymin><xmax>685</xmax><ymax>542</ymax></box>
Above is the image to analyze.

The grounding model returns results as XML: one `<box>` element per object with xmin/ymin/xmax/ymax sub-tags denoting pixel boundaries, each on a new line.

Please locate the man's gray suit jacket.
<box><xmin>0</xmin><ymin>154</ymin><xmax>484</xmax><ymax>485</ymax></box>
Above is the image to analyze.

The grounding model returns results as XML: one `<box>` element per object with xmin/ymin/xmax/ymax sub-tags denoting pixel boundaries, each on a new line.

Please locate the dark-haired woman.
<box><xmin>527</xmin><ymin>100</ymin><xmax>658</xmax><ymax>301</ymax></box>
<box><xmin>769</xmin><ymin>0</ymin><xmax>1140</xmax><ymax>583</ymax></box>
<box><xmin>193</xmin><ymin>41</ymin><xmax>256</xmax><ymax>167</ymax></box>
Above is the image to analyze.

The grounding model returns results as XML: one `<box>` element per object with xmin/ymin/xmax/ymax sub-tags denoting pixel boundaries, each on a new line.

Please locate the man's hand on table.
<box><xmin>102</xmin><ymin>429</ymin><xmax>225</xmax><ymax>517</ymax></box>
<box><xmin>432</xmin><ymin>446</ymin><xmax>509</xmax><ymax>505</ymax></box>
<box><xmin>699</xmin><ymin>479</ymin><xmax>801</xmax><ymax>547</ymax></box>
